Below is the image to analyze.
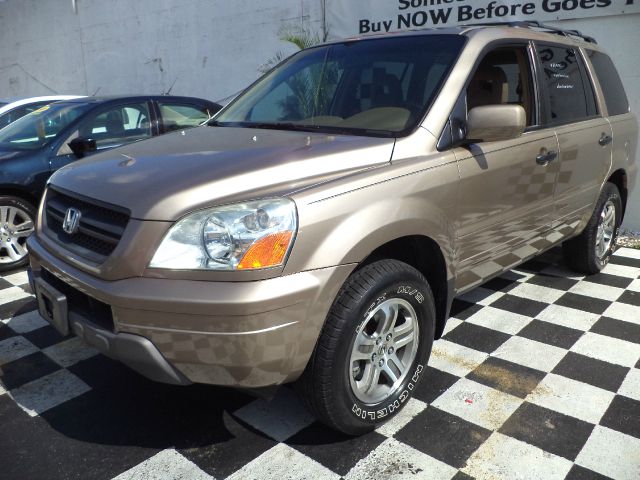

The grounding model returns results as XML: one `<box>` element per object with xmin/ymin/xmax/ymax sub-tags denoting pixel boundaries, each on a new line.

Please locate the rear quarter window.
<box><xmin>586</xmin><ymin>50</ymin><xmax>630</xmax><ymax>116</ymax></box>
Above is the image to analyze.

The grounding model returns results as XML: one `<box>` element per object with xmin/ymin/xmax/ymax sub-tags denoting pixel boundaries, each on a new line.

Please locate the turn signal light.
<box><xmin>237</xmin><ymin>231</ymin><xmax>293</xmax><ymax>270</ymax></box>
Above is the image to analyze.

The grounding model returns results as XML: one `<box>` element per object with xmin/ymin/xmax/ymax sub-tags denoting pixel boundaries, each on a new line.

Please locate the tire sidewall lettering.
<box><xmin>348</xmin><ymin>282</ymin><xmax>429</xmax><ymax>421</ymax></box>
<box><xmin>359</xmin><ymin>292</ymin><xmax>388</xmax><ymax>332</ymax></box>
<box><xmin>350</xmin><ymin>363</ymin><xmax>425</xmax><ymax>420</ymax></box>
<box><xmin>338</xmin><ymin>265</ymin><xmax>435</xmax><ymax>430</ymax></box>
<box><xmin>397</xmin><ymin>285</ymin><xmax>425</xmax><ymax>303</ymax></box>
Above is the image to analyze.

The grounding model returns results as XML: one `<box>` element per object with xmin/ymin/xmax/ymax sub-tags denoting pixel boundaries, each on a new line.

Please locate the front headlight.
<box><xmin>149</xmin><ymin>198</ymin><xmax>297</xmax><ymax>270</ymax></box>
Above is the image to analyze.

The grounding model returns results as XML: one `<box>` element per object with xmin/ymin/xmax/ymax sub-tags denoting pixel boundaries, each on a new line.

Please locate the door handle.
<box><xmin>599</xmin><ymin>134</ymin><xmax>612</xmax><ymax>146</ymax></box>
<box><xmin>536</xmin><ymin>150</ymin><xmax>557</xmax><ymax>166</ymax></box>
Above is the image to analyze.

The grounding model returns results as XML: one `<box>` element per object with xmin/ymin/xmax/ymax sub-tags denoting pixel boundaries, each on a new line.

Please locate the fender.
<box><xmin>285</xmin><ymin>157</ymin><xmax>458</xmax><ymax>277</ymax></box>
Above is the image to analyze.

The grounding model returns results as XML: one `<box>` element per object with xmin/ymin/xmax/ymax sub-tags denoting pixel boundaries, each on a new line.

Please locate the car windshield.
<box><xmin>214</xmin><ymin>34</ymin><xmax>465</xmax><ymax>137</ymax></box>
<box><xmin>0</xmin><ymin>102</ymin><xmax>91</xmax><ymax>151</ymax></box>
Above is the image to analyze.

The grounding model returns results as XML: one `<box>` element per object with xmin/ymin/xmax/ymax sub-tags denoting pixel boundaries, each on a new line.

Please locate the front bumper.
<box><xmin>28</xmin><ymin>234</ymin><xmax>353</xmax><ymax>388</ymax></box>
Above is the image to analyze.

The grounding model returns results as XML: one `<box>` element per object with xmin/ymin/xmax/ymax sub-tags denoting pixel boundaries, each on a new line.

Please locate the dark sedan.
<box><xmin>0</xmin><ymin>95</ymin><xmax>221</xmax><ymax>270</ymax></box>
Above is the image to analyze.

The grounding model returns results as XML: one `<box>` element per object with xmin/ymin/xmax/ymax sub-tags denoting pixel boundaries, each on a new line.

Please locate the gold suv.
<box><xmin>28</xmin><ymin>22</ymin><xmax>637</xmax><ymax>434</ymax></box>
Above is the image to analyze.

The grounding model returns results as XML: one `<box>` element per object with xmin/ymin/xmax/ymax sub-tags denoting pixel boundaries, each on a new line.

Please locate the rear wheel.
<box><xmin>298</xmin><ymin>259</ymin><xmax>435</xmax><ymax>435</ymax></box>
<box><xmin>563</xmin><ymin>182</ymin><xmax>621</xmax><ymax>274</ymax></box>
<box><xmin>0</xmin><ymin>196</ymin><xmax>36</xmax><ymax>272</ymax></box>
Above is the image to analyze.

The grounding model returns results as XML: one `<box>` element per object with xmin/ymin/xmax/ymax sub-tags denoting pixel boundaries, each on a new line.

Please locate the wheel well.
<box><xmin>358</xmin><ymin>235</ymin><xmax>451</xmax><ymax>340</ymax></box>
<box><xmin>0</xmin><ymin>187</ymin><xmax>38</xmax><ymax>209</ymax></box>
<box><xmin>608</xmin><ymin>169</ymin><xmax>628</xmax><ymax>221</ymax></box>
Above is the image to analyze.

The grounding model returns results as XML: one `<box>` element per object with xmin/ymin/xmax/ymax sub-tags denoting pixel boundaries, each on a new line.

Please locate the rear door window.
<box><xmin>157</xmin><ymin>102</ymin><xmax>214</xmax><ymax>132</ymax></box>
<box><xmin>535</xmin><ymin>45</ymin><xmax>597</xmax><ymax>124</ymax></box>
<box><xmin>585</xmin><ymin>50</ymin><xmax>630</xmax><ymax>116</ymax></box>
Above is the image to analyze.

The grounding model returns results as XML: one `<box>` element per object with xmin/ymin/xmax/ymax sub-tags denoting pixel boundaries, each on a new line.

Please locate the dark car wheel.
<box><xmin>298</xmin><ymin>259</ymin><xmax>435</xmax><ymax>435</ymax></box>
<box><xmin>0</xmin><ymin>196</ymin><xmax>36</xmax><ymax>272</ymax></box>
<box><xmin>563</xmin><ymin>182</ymin><xmax>622</xmax><ymax>274</ymax></box>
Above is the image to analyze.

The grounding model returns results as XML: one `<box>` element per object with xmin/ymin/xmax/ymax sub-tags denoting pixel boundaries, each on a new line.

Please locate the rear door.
<box><xmin>533</xmin><ymin>43</ymin><xmax>612</xmax><ymax>238</ymax></box>
<box><xmin>453</xmin><ymin>44</ymin><xmax>560</xmax><ymax>291</ymax></box>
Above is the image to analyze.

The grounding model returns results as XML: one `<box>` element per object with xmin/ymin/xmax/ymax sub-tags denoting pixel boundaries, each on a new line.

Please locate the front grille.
<box><xmin>44</xmin><ymin>188</ymin><xmax>130</xmax><ymax>264</ymax></box>
<box><xmin>41</xmin><ymin>268</ymin><xmax>114</xmax><ymax>332</ymax></box>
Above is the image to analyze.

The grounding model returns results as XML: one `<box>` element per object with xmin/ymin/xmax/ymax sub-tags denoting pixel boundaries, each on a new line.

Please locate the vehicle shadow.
<box><xmin>37</xmin><ymin>355</ymin><xmax>260</xmax><ymax>449</ymax></box>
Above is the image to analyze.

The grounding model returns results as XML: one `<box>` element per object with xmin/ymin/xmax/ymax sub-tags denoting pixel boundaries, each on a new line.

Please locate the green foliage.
<box><xmin>279</xmin><ymin>61</ymin><xmax>341</xmax><ymax>120</ymax></box>
<box><xmin>280</xmin><ymin>26</ymin><xmax>324</xmax><ymax>50</ymax></box>
<box><xmin>258</xmin><ymin>24</ymin><xmax>337</xmax><ymax>122</ymax></box>
<box><xmin>258</xmin><ymin>24</ymin><xmax>326</xmax><ymax>74</ymax></box>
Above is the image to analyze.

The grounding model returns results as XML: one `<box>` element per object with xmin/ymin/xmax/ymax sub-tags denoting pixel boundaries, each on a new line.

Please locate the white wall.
<box><xmin>549</xmin><ymin>16</ymin><xmax>640</xmax><ymax>232</ymax></box>
<box><xmin>0</xmin><ymin>0</ymin><xmax>323</xmax><ymax>101</ymax></box>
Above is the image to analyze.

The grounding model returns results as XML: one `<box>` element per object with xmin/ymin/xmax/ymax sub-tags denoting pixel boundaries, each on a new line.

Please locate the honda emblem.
<box><xmin>62</xmin><ymin>207</ymin><xmax>81</xmax><ymax>235</ymax></box>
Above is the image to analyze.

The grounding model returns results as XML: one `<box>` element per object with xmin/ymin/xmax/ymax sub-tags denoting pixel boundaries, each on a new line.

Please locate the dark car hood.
<box><xmin>49</xmin><ymin>125</ymin><xmax>395</xmax><ymax>221</ymax></box>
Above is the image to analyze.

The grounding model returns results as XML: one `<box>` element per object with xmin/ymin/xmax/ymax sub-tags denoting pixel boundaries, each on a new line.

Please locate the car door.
<box><xmin>453</xmin><ymin>44</ymin><xmax>560</xmax><ymax>291</ymax></box>
<box><xmin>533</xmin><ymin>44</ymin><xmax>613</xmax><ymax>238</ymax></box>
<box><xmin>50</xmin><ymin>100</ymin><xmax>155</xmax><ymax>173</ymax></box>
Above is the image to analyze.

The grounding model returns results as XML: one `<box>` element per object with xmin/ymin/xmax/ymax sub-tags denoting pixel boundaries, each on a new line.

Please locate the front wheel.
<box><xmin>298</xmin><ymin>259</ymin><xmax>435</xmax><ymax>435</ymax></box>
<box><xmin>563</xmin><ymin>182</ymin><xmax>622</xmax><ymax>274</ymax></box>
<box><xmin>0</xmin><ymin>196</ymin><xmax>36</xmax><ymax>272</ymax></box>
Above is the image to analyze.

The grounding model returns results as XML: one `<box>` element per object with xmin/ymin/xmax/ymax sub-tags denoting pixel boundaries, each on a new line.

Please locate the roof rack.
<box><xmin>462</xmin><ymin>21</ymin><xmax>597</xmax><ymax>44</ymax></box>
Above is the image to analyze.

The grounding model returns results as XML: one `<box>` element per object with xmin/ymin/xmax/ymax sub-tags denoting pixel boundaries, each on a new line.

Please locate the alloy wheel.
<box><xmin>349</xmin><ymin>298</ymin><xmax>420</xmax><ymax>404</ymax></box>
<box><xmin>595</xmin><ymin>199</ymin><xmax>616</xmax><ymax>260</ymax></box>
<box><xmin>0</xmin><ymin>205</ymin><xmax>34</xmax><ymax>265</ymax></box>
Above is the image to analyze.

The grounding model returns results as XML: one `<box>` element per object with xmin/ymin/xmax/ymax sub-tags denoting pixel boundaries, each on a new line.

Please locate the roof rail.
<box><xmin>461</xmin><ymin>21</ymin><xmax>597</xmax><ymax>44</ymax></box>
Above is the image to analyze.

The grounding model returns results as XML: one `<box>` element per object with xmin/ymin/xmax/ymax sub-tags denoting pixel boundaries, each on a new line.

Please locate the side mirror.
<box><xmin>68</xmin><ymin>137</ymin><xmax>97</xmax><ymax>158</ymax></box>
<box><xmin>466</xmin><ymin>105</ymin><xmax>526</xmax><ymax>143</ymax></box>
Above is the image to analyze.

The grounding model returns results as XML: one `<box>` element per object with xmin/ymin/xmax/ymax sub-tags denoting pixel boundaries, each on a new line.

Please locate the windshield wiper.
<box><xmin>208</xmin><ymin>120</ymin><xmax>394</xmax><ymax>137</ymax></box>
<box><xmin>207</xmin><ymin>120</ymin><xmax>311</xmax><ymax>131</ymax></box>
<box><xmin>238</xmin><ymin>122</ymin><xmax>325</xmax><ymax>132</ymax></box>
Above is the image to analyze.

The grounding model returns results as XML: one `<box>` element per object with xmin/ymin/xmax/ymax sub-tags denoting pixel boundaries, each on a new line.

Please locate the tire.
<box><xmin>563</xmin><ymin>182</ymin><xmax>621</xmax><ymax>274</ymax></box>
<box><xmin>0</xmin><ymin>196</ymin><xmax>36</xmax><ymax>272</ymax></box>
<box><xmin>298</xmin><ymin>259</ymin><xmax>436</xmax><ymax>435</ymax></box>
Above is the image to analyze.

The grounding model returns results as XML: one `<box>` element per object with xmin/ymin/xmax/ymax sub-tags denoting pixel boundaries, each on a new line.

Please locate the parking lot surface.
<box><xmin>1</xmin><ymin>247</ymin><xmax>639</xmax><ymax>480</ymax></box>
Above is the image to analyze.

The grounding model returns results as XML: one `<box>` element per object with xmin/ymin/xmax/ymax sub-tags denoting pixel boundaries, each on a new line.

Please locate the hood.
<box><xmin>49</xmin><ymin>125</ymin><xmax>395</xmax><ymax>221</ymax></box>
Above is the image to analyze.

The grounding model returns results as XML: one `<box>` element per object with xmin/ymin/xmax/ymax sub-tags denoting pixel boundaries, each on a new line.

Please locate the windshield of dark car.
<box><xmin>0</xmin><ymin>102</ymin><xmax>91</xmax><ymax>151</ymax></box>
<box><xmin>214</xmin><ymin>35</ymin><xmax>465</xmax><ymax>137</ymax></box>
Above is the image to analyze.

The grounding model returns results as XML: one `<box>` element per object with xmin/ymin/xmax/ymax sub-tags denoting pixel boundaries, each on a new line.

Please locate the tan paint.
<box><xmin>553</xmin><ymin>118</ymin><xmax>612</xmax><ymax>234</ymax></box>
<box><xmin>466</xmin><ymin>105</ymin><xmax>526</xmax><ymax>142</ymax></box>
<box><xmin>28</xmin><ymin>26</ymin><xmax>638</xmax><ymax>389</ymax></box>
<box><xmin>454</xmin><ymin>125</ymin><xmax>560</xmax><ymax>291</ymax></box>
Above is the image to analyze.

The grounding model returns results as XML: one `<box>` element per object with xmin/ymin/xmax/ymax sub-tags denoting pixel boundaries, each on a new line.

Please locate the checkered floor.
<box><xmin>1</xmin><ymin>247</ymin><xmax>639</xmax><ymax>480</ymax></box>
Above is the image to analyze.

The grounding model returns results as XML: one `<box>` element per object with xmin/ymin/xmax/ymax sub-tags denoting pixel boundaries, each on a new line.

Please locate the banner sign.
<box><xmin>326</xmin><ymin>0</ymin><xmax>640</xmax><ymax>38</ymax></box>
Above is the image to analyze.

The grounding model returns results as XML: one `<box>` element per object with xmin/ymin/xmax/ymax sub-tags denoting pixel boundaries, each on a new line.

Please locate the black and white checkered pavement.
<box><xmin>1</xmin><ymin>247</ymin><xmax>639</xmax><ymax>479</ymax></box>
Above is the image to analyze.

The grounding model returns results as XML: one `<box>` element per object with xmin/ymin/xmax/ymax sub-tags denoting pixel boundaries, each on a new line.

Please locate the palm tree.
<box><xmin>258</xmin><ymin>25</ymin><xmax>326</xmax><ymax>74</ymax></box>
<box><xmin>259</xmin><ymin>25</ymin><xmax>337</xmax><ymax>121</ymax></box>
